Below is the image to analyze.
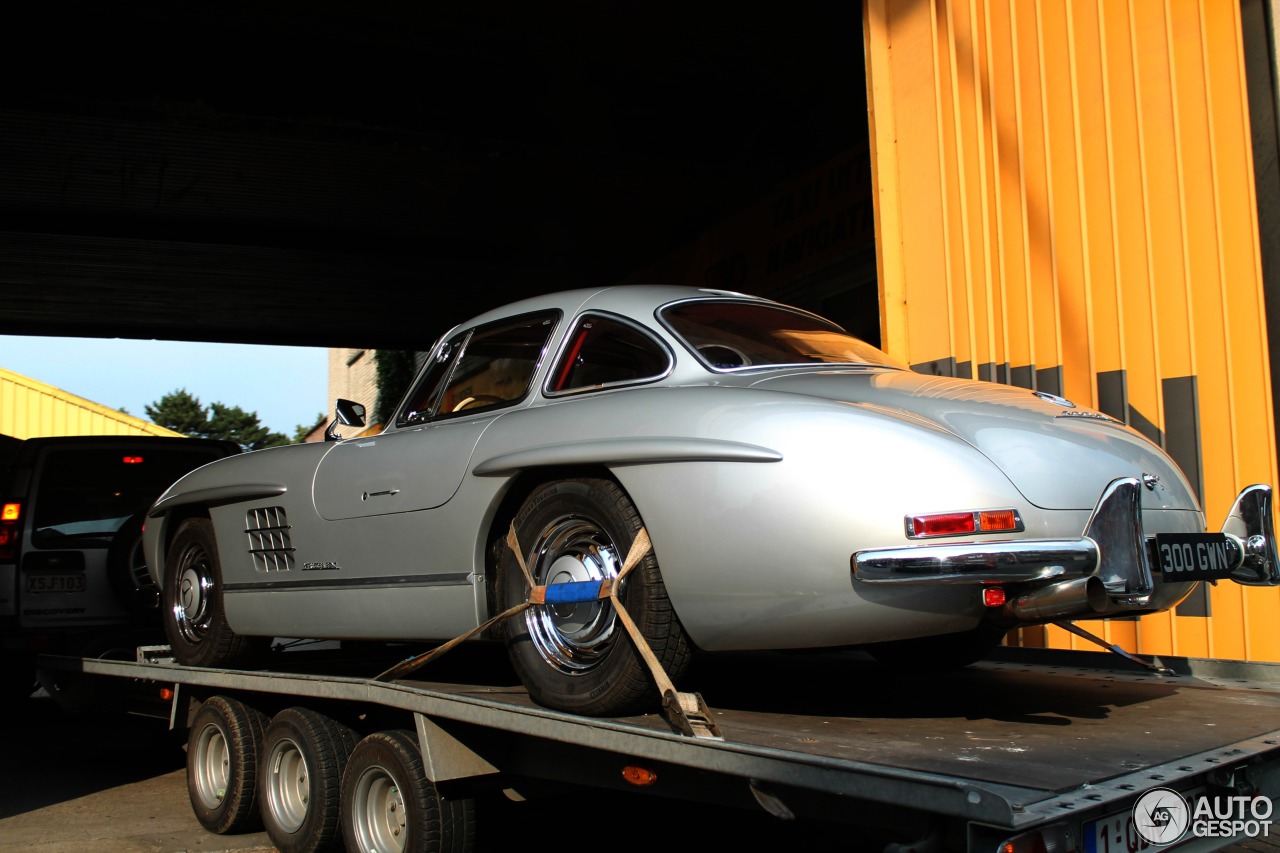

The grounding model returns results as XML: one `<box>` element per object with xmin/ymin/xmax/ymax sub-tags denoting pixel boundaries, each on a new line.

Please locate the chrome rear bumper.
<box><xmin>851</xmin><ymin>480</ymin><xmax>1279</xmax><ymax>623</ymax></box>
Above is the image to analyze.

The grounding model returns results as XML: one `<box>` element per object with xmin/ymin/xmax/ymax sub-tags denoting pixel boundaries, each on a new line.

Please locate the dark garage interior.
<box><xmin>1</xmin><ymin>1</ymin><xmax>871</xmax><ymax>351</ymax></box>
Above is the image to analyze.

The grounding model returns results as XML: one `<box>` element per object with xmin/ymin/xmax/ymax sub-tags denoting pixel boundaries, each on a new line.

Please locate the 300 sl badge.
<box><xmin>1056</xmin><ymin>409</ymin><xmax>1123</xmax><ymax>424</ymax></box>
<box><xmin>302</xmin><ymin>561</ymin><xmax>341</xmax><ymax>571</ymax></box>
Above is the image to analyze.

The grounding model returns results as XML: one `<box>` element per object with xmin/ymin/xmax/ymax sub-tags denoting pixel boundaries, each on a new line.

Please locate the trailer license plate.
<box><xmin>1153</xmin><ymin>532</ymin><xmax>1240</xmax><ymax>580</ymax></box>
<box><xmin>1084</xmin><ymin>789</ymin><xmax>1202</xmax><ymax>853</ymax></box>
<box><xmin>25</xmin><ymin>573</ymin><xmax>86</xmax><ymax>594</ymax></box>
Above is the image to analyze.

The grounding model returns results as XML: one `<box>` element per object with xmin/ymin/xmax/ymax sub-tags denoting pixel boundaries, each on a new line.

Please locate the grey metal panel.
<box><xmin>1097</xmin><ymin>369</ymin><xmax>1128</xmax><ymax>422</ymax></box>
<box><xmin>1176</xmin><ymin>582</ymin><xmax>1212</xmax><ymax>617</ymax></box>
<box><xmin>1035</xmin><ymin>366</ymin><xmax>1063</xmax><ymax>397</ymax></box>
<box><xmin>909</xmin><ymin>357</ymin><xmax>958</xmax><ymax>377</ymax></box>
<box><xmin>1128</xmin><ymin>401</ymin><xmax>1164</xmax><ymax>447</ymax></box>
<box><xmin>1164</xmin><ymin>375</ymin><xmax>1203</xmax><ymax>503</ymax></box>
<box><xmin>1010</xmin><ymin>365</ymin><xmax>1035</xmax><ymax>389</ymax></box>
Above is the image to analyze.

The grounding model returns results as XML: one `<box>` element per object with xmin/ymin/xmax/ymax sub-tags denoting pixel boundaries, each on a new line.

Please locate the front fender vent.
<box><xmin>245</xmin><ymin>506</ymin><xmax>293</xmax><ymax>572</ymax></box>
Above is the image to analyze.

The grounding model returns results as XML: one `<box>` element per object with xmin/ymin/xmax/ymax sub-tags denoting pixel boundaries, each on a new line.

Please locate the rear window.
<box><xmin>661</xmin><ymin>300</ymin><xmax>906</xmax><ymax>370</ymax></box>
<box><xmin>547</xmin><ymin>313</ymin><xmax>671</xmax><ymax>394</ymax></box>
<box><xmin>30</xmin><ymin>447</ymin><xmax>226</xmax><ymax>548</ymax></box>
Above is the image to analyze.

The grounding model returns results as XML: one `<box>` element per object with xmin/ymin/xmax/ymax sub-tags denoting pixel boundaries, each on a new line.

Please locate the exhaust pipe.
<box><xmin>1003</xmin><ymin>576</ymin><xmax>1109</xmax><ymax>622</ymax></box>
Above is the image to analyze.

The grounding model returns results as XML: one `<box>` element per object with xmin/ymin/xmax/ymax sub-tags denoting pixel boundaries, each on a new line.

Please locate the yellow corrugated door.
<box><xmin>865</xmin><ymin>0</ymin><xmax>1280</xmax><ymax>662</ymax></box>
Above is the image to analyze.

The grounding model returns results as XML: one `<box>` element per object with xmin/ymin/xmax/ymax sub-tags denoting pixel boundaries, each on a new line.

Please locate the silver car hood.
<box><xmin>748</xmin><ymin>369</ymin><xmax>1199</xmax><ymax>511</ymax></box>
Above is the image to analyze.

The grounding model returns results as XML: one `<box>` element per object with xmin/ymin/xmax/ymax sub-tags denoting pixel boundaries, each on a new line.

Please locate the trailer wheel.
<box><xmin>162</xmin><ymin>517</ymin><xmax>264</xmax><ymax>668</ymax></box>
<box><xmin>260</xmin><ymin>707</ymin><xmax>359</xmax><ymax>853</ymax></box>
<box><xmin>341</xmin><ymin>729</ymin><xmax>476</xmax><ymax>853</ymax></box>
<box><xmin>187</xmin><ymin>695</ymin><xmax>268</xmax><ymax>834</ymax></box>
<box><xmin>500</xmin><ymin>478</ymin><xmax>692</xmax><ymax>716</ymax></box>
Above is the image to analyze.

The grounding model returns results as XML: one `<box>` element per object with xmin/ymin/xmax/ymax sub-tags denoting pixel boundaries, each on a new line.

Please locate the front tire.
<box><xmin>187</xmin><ymin>695</ymin><xmax>269</xmax><ymax>834</ymax></box>
<box><xmin>341</xmin><ymin>729</ymin><xmax>475</xmax><ymax>853</ymax></box>
<box><xmin>499</xmin><ymin>478</ymin><xmax>692</xmax><ymax>717</ymax></box>
<box><xmin>162</xmin><ymin>517</ymin><xmax>264</xmax><ymax>669</ymax></box>
<box><xmin>260</xmin><ymin>707</ymin><xmax>358</xmax><ymax>853</ymax></box>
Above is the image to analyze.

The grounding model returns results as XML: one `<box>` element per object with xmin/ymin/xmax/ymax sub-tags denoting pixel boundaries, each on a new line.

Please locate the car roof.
<box><xmin>455</xmin><ymin>285</ymin><xmax>780</xmax><ymax>332</ymax></box>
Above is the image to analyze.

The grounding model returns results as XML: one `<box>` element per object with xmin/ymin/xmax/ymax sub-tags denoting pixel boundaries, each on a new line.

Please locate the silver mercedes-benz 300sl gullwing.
<box><xmin>142</xmin><ymin>285</ymin><xmax>1279</xmax><ymax>716</ymax></box>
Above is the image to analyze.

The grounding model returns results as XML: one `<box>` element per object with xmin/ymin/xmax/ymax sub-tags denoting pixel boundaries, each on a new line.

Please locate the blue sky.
<box><xmin>0</xmin><ymin>335</ymin><xmax>330</xmax><ymax>437</ymax></box>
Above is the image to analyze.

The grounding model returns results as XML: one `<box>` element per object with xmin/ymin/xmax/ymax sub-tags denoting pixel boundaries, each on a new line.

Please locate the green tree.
<box><xmin>146</xmin><ymin>389</ymin><xmax>291</xmax><ymax>449</ymax></box>
<box><xmin>207</xmin><ymin>402</ymin><xmax>289</xmax><ymax>449</ymax></box>
<box><xmin>145</xmin><ymin>389</ymin><xmax>209</xmax><ymax>436</ymax></box>
<box><xmin>373</xmin><ymin>350</ymin><xmax>418</xmax><ymax>426</ymax></box>
<box><xmin>293</xmin><ymin>413</ymin><xmax>326</xmax><ymax>444</ymax></box>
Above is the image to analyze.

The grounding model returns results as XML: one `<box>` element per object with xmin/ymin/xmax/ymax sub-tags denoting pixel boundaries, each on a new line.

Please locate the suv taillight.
<box><xmin>0</xmin><ymin>501</ymin><xmax>21</xmax><ymax>562</ymax></box>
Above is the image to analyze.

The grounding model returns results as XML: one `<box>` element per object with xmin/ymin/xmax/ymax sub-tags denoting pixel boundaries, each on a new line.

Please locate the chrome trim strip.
<box><xmin>1224</xmin><ymin>484</ymin><xmax>1280</xmax><ymax>586</ymax></box>
<box><xmin>1082</xmin><ymin>477</ymin><xmax>1153</xmax><ymax>602</ymax></box>
<box><xmin>853</xmin><ymin>539</ymin><xmax>1098</xmax><ymax>585</ymax></box>
<box><xmin>224</xmin><ymin>573</ymin><xmax>473</xmax><ymax>593</ymax></box>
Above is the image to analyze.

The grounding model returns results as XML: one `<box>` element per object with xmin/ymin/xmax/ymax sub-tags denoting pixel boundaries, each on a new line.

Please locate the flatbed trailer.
<box><xmin>37</xmin><ymin>643</ymin><xmax>1280</xmax><ymax>853</ymax></box>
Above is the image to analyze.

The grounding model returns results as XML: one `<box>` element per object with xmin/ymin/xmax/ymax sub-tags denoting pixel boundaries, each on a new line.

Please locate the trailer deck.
<box><xmin>37</xmin><ymin>643</ymin><xmax>1280</xmax><ymax>851</ymax></box>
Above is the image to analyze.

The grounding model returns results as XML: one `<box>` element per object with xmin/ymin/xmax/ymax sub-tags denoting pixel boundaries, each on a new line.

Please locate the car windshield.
<box><xmin>661</xmin><ymin>300</ymin><xmax>906</xmax><ymax>370</ymax></box>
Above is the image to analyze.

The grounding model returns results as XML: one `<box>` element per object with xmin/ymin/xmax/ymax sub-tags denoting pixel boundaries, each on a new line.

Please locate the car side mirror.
<box><xmin>325</xmin><ymin>399</ymin><xmax>367</xmax><ymax>442</ymax></box>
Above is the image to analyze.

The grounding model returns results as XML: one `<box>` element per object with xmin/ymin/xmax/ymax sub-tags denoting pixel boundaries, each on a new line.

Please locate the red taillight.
<box><xmin>995</xmin><ymin>823</ymin><xmax>1074</xmax><ymax>853</ymax></box>
<box><xmin>122</xmin><ymin>456</ymin><xmax>143</xmax><ymax>464</ymax></box>
<box><xmin>0</xmin><ymin>502</ymin><xmax>20</xmax><ymax>562</ymax></box>
<box><xmin>621</xmin><ymin>765</ymin><xmax>657</xmax><ymax>786</ymax></box>
<box><xmin>907</xmin><ymin>508</ymin><xmax>1023</xmax><ymax>538</ymax></box>
<box><xmin>983</xmin><ymin>586</ymin><xmax>1007</xmax><ymax>607</ymax></box>
<box><xmin>910</xmin><ymin>511</ymin><xmax>977</xmax><ymax>537</ymax></box>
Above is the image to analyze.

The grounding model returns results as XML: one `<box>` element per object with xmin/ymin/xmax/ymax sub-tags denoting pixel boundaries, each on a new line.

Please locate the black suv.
<box><xmin>0</xmin><ymin>435</ymin><xmax>242</xmax><ymax>698</ymax></box>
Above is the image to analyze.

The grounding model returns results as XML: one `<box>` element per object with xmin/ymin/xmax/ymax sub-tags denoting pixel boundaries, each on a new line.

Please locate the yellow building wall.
<box><xmin>0</xmin><ymin>367</ymin><xmax>183</xmax><ymax>439</ymax></box>
<box><xmin>865</xmin><ymin>0</ymin><xmax>1280</xmax><ymax>661</ymax></box>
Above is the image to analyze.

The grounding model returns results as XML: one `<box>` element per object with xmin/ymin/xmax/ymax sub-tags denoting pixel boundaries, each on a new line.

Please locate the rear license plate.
<box><xmin>1084</xmin><ymin>788</ymin><xmax>1202</xmax><ymax>853</ymax></box>
<box><xmin>1153</xmin><ymin>533</ymin><xmax>1240</xmax><ymax>580</ymax></box>
<box><xmin>25</xmin><ymin>573</ymin><xmax>87</xmax><ymax>594</ymax></box>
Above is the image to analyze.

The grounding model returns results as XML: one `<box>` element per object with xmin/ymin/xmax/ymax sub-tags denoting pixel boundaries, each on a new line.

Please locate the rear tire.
<box><xmin>260</xmin><ymin>707</ymin><xmax>358</xmax><ymax>853</ymax></box>
<box><xmin>341</xmin><ymin>729</ymin><xmax>476</xmax><ymax>853</ymax></box>
<box><xmin>499</xmin><ymin>478</ymin><xmax>692</xmax><ymax>717</ymax></box>
<box><xmin>162</xmin><ymin>517</ymin><xmax>265</xmax><ymax>668</ymax></box>
<box><xmin>187</xmin><ymin>695</ymin><xmax>269</xmax><ymax>834</ymax></box>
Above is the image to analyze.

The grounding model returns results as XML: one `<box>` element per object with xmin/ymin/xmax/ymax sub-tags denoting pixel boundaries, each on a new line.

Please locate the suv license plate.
<box><xmin>25</xmin><ymin>573</ymin><xmax>87</xmax><ymax>594</ymax></box>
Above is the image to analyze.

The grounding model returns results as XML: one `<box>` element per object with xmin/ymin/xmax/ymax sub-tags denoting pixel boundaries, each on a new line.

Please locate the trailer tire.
<box><xmin>162</xmin><ymin>517</ymin><xmax>265</xmax><ymax>669</ymax></box>
<box><xmin>342</xmin><ymin>729</ymin><xmax>476</xmax><ymax>853</ymax></box>
<box><xmin>260</xmin><ymin>707</ymin><xmax>359</xmax><ymax>853</ymax></box>
<box><xmin>499</xmin><ymin>478</ymin><xmax>692</xmax><ymax>717</ymax></box>
<box><xmin>187</xmin><ymin>695</ymin><xmax>269</xmax><ymax>834</ymax></box>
